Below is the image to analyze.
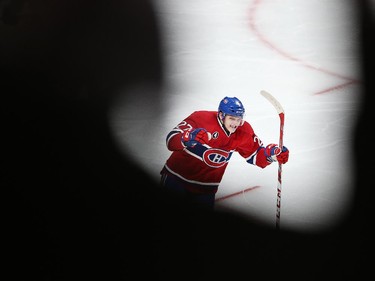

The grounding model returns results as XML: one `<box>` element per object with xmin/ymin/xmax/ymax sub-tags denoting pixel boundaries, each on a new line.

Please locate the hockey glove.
<box><xmin>182</xmin><ymin>128</ymin><xmax>210</xmax><ymax>147</ymax></box>
<box><xmin>264</xmin><ymin>144</ymin><xmax>289</xmax><ymax>164</ymax></box>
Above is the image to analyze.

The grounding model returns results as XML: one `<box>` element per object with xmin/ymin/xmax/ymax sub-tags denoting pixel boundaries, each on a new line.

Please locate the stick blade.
<box><xmin>260</xmin><ymin>90</ymin><xmax>284</xmax><ymax>114</ymax></box>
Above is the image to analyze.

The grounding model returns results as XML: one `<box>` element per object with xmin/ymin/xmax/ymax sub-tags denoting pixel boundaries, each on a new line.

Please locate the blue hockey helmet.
<box><xmin>218</xmin><ymin>96</ymin><xmax>245</xmax><ymax>118</ymax></box>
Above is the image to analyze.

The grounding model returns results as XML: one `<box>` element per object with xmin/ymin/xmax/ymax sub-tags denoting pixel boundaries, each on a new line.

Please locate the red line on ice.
<box><xmin>215</xmin><ymin>185</ymin><xmax>261</xmax><ymax>202</ymax></box>
<box><xmin>247</xmin><ymin>0</ymin><xmax>360</xmax><ymax>95</ymax></box>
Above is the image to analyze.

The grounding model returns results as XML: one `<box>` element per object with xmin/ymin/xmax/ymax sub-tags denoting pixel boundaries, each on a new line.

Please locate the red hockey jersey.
<box><xmin>162</xmin><ymin>110</ymin><xmax>271</xmax><ymax>193</ymax></box>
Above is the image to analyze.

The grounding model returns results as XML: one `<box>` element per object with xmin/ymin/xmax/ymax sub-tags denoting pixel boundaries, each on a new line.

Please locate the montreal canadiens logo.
<box><xmin>203</xmin><ymin>148</ymin><xmax>230</xmax><ymax>168</ymax></box>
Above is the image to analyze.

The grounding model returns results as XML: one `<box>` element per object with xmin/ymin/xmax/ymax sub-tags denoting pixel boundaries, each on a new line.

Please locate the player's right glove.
<box><xmin>182</xmin><ymin>128</ymin><xmax>210</xmax><ymax>147</ymax></box>
<box><xmin>264</xmin><ymin>144</ymin><xmax>289</xmax><ymax>164</ymax></box>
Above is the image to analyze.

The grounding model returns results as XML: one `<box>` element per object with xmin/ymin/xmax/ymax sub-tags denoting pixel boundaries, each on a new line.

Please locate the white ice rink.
<box><xmin>110</xmin><ymin>0</ymin><xmax>362</xmax><ymax>233</ymax></box>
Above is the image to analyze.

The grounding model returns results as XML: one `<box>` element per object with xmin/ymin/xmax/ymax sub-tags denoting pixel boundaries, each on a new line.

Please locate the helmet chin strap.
<box><xmin>218</xmin><ymin>111</ymin><xmax>231</xmax><ymax>135</ymax></box>
<box><xmin>218</xmin><ymin>111</ymin><xmax>224</xmax><ymax>121</ymax></box>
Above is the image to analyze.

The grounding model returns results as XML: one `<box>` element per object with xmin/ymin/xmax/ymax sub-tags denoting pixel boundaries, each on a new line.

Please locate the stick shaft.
<box><xmin>260</xmin><ymin>91</ymin><xmax>285</xmax><ymax>229</ymax></box>
<box><xmin>275</xmin><ymin>112</ymin><xmax>284</xmax><ymax>229</ymax></box>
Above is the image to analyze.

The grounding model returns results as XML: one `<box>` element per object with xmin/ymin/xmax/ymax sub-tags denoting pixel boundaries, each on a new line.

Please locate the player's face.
<box><xmin>223</xmin><ymin>114</ymin><xmax>243</xmax><ymax>133</ymax></box>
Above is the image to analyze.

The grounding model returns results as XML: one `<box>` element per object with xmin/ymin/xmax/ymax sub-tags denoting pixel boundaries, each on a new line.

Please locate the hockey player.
<box><xmin>160</xmin><ymin>96</ymin><xmax>289</xmax><ymax>209</ymax></box>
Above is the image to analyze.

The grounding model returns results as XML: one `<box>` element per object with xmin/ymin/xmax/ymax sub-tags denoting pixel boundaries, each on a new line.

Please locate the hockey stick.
<box><xmin>260</xmin><ymin>90</ymin><xmax>285</xmax><ymax>230</ymax></box>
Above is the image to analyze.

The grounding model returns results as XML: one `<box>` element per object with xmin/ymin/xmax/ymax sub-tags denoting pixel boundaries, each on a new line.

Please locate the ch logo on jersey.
<box><xmin>202</xmin><ymin>148</ymin><xmax>231</xmax><ymax>168</ymax></box>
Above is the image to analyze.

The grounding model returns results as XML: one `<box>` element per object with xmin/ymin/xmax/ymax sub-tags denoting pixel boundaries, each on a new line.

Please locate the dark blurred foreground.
<box><xmin>2</xmin><ymin>0</ymin><xmax>373</xmax><ymax>279</ymax></box>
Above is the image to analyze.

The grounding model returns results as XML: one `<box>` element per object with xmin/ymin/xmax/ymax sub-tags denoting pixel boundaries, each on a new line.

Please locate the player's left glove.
<box><xmin>264</xmin><ymin>144</ymin><xmax>289</xmax><ymax>164</ymax></box>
